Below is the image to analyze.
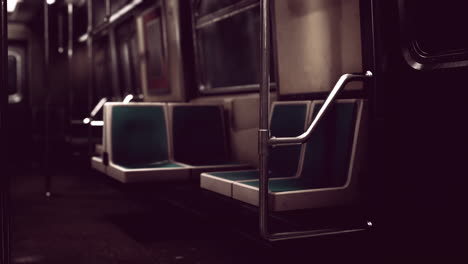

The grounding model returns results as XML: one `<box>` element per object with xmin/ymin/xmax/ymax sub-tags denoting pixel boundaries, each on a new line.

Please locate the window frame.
<box><xmin>191</xmin><ymin>0</ymin><xmax>277</xmax><ymax>94</ymax></box>
<box><xmin>115</xmin><ymin>18</ymin><xmax>142</xmax><ymax>96</ymax></box>
<box><xmin>398</xmin><ymin>0</ymin><xmax>468</xmax><ymax>70</ymax></box>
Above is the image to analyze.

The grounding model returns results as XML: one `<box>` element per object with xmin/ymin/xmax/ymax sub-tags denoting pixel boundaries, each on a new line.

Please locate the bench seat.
<box><xmin>232</xmin><ymin>99</ymin><xmax>366</xmax><ymax>211</ymax></box>
<box><xmin>200</xmin><ymin>101</ymin><xmax>311</xmax><ymax>196</ymax></box>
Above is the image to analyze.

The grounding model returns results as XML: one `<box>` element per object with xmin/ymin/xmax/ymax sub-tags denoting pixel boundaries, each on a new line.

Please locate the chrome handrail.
<box><xmin>269</xmin><ymin>71</ymin><xmax>373</xmax><ymax>145</ymax></box>
<box><xmin>90</xmin><ymin>97</ymin><xmax>108</xmax><ymax>118</ymax></box>
<box><xmin>258</xmin><ymin>0</ymin><xmax>373</xmax><ymax>242</ymax></box>
<box><xmin>83</xmin><ymin>97</ymin><xmax>107</xmax><ymax>124</ymax></box>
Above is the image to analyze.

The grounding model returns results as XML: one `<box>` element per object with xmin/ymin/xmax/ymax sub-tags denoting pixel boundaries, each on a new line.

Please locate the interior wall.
<box><xmin>275</xmin><ymin>0</ymin><xmax>363</xmax><ymax>95</ymax></box>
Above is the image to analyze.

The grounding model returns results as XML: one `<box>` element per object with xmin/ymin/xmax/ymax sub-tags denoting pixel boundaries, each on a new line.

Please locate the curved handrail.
<box><xmin>269</xmin><ymin>71</ymin><xmax>372</xmax><ymax>145</ymax></box>
<box><xmin>258</xmin><ymin>0</ymin><xmax>374</xmax><ymax>242</ymax></box>
<box><xmin>83</xmin><ymin>97</ymin><xmax>108</xmax><ymax>124</ymax></box>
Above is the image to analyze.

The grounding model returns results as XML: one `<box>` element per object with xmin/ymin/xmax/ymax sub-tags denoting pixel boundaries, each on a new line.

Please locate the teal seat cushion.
<box><xmin>122</xmin><ymin>161</ymin><xmax>183</xmax><ymax>169</ymax></box>
<box><xmin>206</xmin><ymin>103</ymin><xmax>309</xmax><ymax>182</ymax></box>
<box><xmin>241</xmin><ymin>101</ymin><xmax>358</xmax><ymax>192</ymax></box>
<box><xmin>269</xmin><ymin>103</ymin><xmax>308</xmax><ymax>177</ymax></box>
<box><xmin>111</xmin><ymin>105</ymin><xmax>169</xmax><ymax>167</ymax></box>
<box><xmin>172</xmin><ymin>106</ymin><xmax>230</xmax><ymax>166</ymax></box>
<box><xmin>240</xmin><ymin>178</ymin><xmax>310</xmax><ymax>192</ymax></box>
<box><xmin>210</xmin><ymin>170</ymin><xmax>260</xmax><ymax>181</ymax></box>
<box><xmin>300</xmin><ymin>102</ymin><xmax>357</xmax><ymax>188</ymax></box>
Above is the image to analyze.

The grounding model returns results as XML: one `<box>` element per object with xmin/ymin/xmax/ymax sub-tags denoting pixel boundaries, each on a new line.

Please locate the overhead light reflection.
<box><xmin>123</xmin><ymin>94</ymin><xmax>134</xmax><ymax>103</ymax></box>
<box><xmin>90</xmin><ymin>121</ymin><xmax>104</xmax><ymax>127</ymax></box>
<box><xmin>7</xmin><ymin>0</ymin><xmax>19</xmax><ymax>13</ymax></box>
<box><xmin>83</xmin><ymin>118</ymin><xmax>91</xmax><ymax>124</ymax></box>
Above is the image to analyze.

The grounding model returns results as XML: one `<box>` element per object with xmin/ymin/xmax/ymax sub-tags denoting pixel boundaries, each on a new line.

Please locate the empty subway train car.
<box><xmin>1</xmin><ymin>0</ymin><xmax>467</xmax><ymax>263</ymax></box>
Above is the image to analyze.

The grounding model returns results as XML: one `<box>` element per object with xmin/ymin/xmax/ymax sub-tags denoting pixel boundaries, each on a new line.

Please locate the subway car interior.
<box><xmin>1</xmin><ymin>0</ymin><xmax>468</xmax><ymax>263</ymax></box>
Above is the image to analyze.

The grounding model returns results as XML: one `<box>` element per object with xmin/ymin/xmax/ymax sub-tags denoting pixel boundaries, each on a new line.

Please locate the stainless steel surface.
<box><xmin>90</xmin><ymin>97</ymin><xmax>108</xmax><ymax>118</ymax></box>
<box><xmin>86</xmin><ymin>0</ymin><xmax>93</xmax><ymax>157</ymax></box>
<box><xmin>108</xmin><ymin>0</ymin><xmax>143</xmax><ymax>24</ymax></box>
<box><xmin>67</xmin><ymin>3</ymin><xmax>73</xmax><ymax>126</ymax></box>
<box><xmin>269</xmin><ymin>71</ymin><xmax>373</xmax><ymax>145</ymax></box>
<box><xmin>258</xmin><ymin>0</ymin><xmax>271</xmax><ymax>239</ymax></box>
<box><xmin>43</xmin><ymin>0</ymin><xmax>52</xmax><ymax>196</ymax></box>
<box><xmin>269</xmin><ymin>228</ymin><xmax>367</xmax><ymax>241</ymax></box>
<box><xmin>1</xmin><ymin>0</ymin><xmax>10</xmax><ymax>261</ymax></box>
<box><xmin>105</xmin><ymin>0</ymin><xmax>110</xmax><ymax>21</ymax></box>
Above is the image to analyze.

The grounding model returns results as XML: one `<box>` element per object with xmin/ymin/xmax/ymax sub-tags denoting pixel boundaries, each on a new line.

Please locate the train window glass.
<box><xmin>93</xmin><ymin>37</ymin><xmax>113</xmax><ymax>101</ymax></box>
<box><xmin>116</xmin><ymin>20</ymin><xmax>141</xmax><ymax>96</ymax></box>
<box><xmin>8</xmin><ymin>55</ymin><xmax>17</xmax><ymax>95</ymax></box>
<box><xmin>193</xmin><ymin>1</ymin><xmax>275</xmax><ymax>92</ymax></box>
<box><xmin>74</xmin><ymin>5</ymin><xmax>88</xmax><ymax>40</ymax></box>
<box><xmin>147</xmin><ymin>19</ymin><xmax>164</xmax><ymax>77</ymax></box>
<box><xmin>402</xmin><ymin>0</ymin><xmax>468</xmax><ymax>67</ymax></box>
<box><xmin>93</xmin><ymin>0</ymin><xmax>106</xmax><ymax>27</ymax></box>
<box><xmin>143</xmin><ymin>8</ymin><xmax>169</xmax><ymax>95</ymax></box>
<box><xmin>198</xmin><ymin>0</ymin><xmax>244</xmax><ymax>16</ymax></box>
<box><xmin>7</xmin><ymin>50</ymin><xmax>23</xmax><ymax>104</ymax></box>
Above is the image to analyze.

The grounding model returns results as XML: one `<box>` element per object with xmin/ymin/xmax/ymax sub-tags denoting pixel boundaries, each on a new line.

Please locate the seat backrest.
<box><xmin>171</xmin><ymin>104</ymin><xmax>230</xmax><ymax>165</ymax></box>
<box><xmin>269</xmin><ymin>101</ymin><xmax>310</xmax><ymax>177</ymax></box>
<box><xmin>299</xmin><ymin>100</ymin><xmax>360</xmax><ymax>188</ymax></box>
<box><xmin>110</xmin><ymin>103</ymin><xmax>169</xmax><ymax>167</ymax></box>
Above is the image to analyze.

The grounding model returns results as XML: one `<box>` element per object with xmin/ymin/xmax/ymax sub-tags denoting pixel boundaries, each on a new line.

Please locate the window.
<box><xmin>8</xmin><ymin>55</ymin><xmax>17</xmax><ymax>95</ymax></box>
<box><xmin>116</xmin><ymin>20</ymin><xmax>142</xmax><ymax>96</ymax></box>
<box><xmin>192</xmin><ymin>0</ymin><xmax>275</xmax><ymax>93</ymax></box>
<box><xmin>93</xmin><ymin>0</ymin><xmax>107</xmax><ymax>27</ymax></box>
<box><xmin>93</xmin><ymin>36</ymin><xmax>113</xmax><ymax>101</ymax></box>
<box><xmin>198</xmin><ymin>0</ymin><xmax>244</xmax><ymax>16</ymax></box>
<box><xmin>7</xmin><ymin>51</ymin><xmax>23</xmax><ymax>104</ymax></box>
<box><xmin>142</xmin><ymin>7</ymin><xmax>169</xmax><ymax>95</ymax></box>
<box><xmin>400</xmin><ymin>0</ymin><xmax>468</xmax><ymax>69</ymax></box>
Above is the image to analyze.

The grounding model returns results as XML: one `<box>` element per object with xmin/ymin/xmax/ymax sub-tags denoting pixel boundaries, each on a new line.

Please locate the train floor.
<box><xmin>9</xmin><ymin>161</ymin><xmax>377</xmax><ymax>264</ymax></box>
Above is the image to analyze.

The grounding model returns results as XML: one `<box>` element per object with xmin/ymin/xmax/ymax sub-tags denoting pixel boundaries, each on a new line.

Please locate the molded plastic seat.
<box><xmin>105</xmin><ymin>103</ymin><xmax>191</xmax><ymax>183</ymax></box>
<box><xmin>200</xmin><ymin>101</ymin><xmax>311</xmax><ymax>196</ymax></box>
<box><xmin>232</xmin><ymin>99</ymin><xmax>366</xmax><ymax>211</ymax></box>
<box><xmin>168</xmin><ymin>104</ymin><xmax>251</xmax><ymax>178</ymax></box>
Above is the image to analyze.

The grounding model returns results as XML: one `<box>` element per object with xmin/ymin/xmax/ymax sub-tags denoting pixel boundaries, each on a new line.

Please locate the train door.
<box><xmin>369</xmin><ymin>0</ymin><xmax>468</xmax><ymax>258</ymax></box>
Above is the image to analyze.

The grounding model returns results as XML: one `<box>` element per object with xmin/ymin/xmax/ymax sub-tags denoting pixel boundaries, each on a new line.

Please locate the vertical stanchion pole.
<box><xmin>258</xmin><ymin>0</ymin><xmax>271</xmax><ymax>239</ymax></box>
<box><xmin>105</xmin><ymin>0</ymin><xmax>111</xmax><ymax>21</ymax></box>
<box><xmin>67</xmin><ymin>3</ymin><xmax>73</xmax><ymax>139</ymax></box>
<box><xmin>0</xmin><ymin>0</ymin><xmax>10</xmax><ymax>262</ymax></box>
<box><xmin>44</xmin><ymin>0</ymin><xmax>52</xmax><ymax>197</ymax></box>
<box><xmin>86</xmin><ymin>0</ymin><xmax>93</xmax><ymax>159</ymax></box>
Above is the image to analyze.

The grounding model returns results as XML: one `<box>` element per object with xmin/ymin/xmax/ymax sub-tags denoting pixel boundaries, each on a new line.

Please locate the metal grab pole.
<box><xmin>44</xmin><ymin>0</ymin><xmax>52</xmax><ymax>197</ymax></box>
<box><xmin>258</xmin><ymin>0</ymin><xmax>374</xmax><ymax>242</ymax></box>
<box><xmin>258</xmin><ymin>0</ymin><xmax>271</xmax><ymax>239</ymax></box>
<box><xmin>86</xmin><ymin>0</ymin><xmax>94</xmax><ymax>158</ymax></box>
<box><xmin>1</xmin><ymin>0</ymin><xmax>10</xmax><ymax>261</ymax></box>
